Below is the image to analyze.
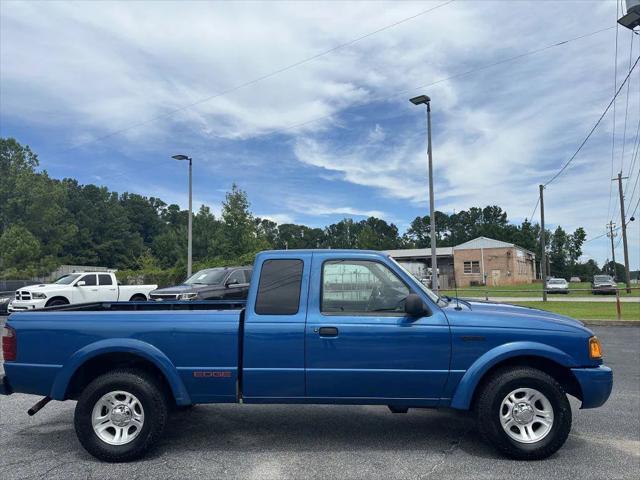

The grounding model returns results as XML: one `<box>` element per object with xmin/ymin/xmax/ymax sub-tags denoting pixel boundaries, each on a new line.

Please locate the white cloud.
<box><xmin>1</xmin><ymin>0</ymin><xmax>637</xmax><ymax>267</ymax></box>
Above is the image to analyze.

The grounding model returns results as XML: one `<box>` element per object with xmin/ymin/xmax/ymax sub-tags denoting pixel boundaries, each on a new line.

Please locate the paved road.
<box><xmin>462</xmin><ymin>296</ymin><xmax>639</xmax><ymax>303</ymax></box>
<box><xmin>0</xmin><ymin>318</ymin><xmax>638</xmax><ymax>479</ymax></box>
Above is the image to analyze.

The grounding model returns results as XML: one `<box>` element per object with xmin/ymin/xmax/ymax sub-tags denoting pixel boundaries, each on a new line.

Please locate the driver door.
<box><xmin>305</xmin><ymin>253</ymin><xmax>451</xmax><ymax>404</ymax></box>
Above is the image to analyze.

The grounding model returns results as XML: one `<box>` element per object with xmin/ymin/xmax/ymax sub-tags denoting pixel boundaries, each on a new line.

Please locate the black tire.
<box><xmin>46</xmin><ymin>298</ymin><xmax>69</xmax><ymax>307</ymax></box>
<box><xmin>129</xmin><ymin>294</ymin><xmax>147</xmax><ymax>302</ymax></box>
<box><xmin>475</xmin><ymin>367</ymin><xmax>571</xmax><ymax>460</ymax></box>
<box><xmin>74</xmin><ymin>369</ymin><xmax>168</xmax><ymax>462</ymax></box>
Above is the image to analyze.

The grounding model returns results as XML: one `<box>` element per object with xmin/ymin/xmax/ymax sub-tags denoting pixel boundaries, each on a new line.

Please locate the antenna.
<box><xmin>451</xmin><ymin>210</ymin><xmax>462</xmax><ymax>310</ymax></box>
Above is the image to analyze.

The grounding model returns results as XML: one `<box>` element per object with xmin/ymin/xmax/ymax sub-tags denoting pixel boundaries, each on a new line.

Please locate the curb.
<box><xmin>580</xmin><ymin>319</ymin><xmax>640</xmax><ymax>326</ymax></box>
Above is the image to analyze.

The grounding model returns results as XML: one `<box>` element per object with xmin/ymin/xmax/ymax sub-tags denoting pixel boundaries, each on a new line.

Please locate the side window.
<box><xmin>227</xmin><ymin>270</ymin><xmax>245</xmax><ymax>285</ymax></box>
<box><xmin>243</xmin><ymin>269</ymin><xmax>252</xmax><ymax>283</ymax></box>
<box><xmin>321</xmin><ymin>260</ymin><xmax>409</xmax><ymax>315</ymax></box>
<box><xmin>98</xmin><ymin>274</ymin><xmax>113</xmax><ymax>286</ymax></box>
<box><xmin>255</xmin><ymin>259</ymin><xmax>303</xmax><ymax>315</ymax></box>
<box><xmin>80</xmin><ymin>274</ymin><xmax>97</xmax><ymax>286</ymax></box>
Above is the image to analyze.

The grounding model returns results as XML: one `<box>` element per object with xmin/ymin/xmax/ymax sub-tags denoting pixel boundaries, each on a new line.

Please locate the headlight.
<box><xmin>31</xmin><ymin>292</ymin><xmax>47</xmax><ymax>299</ymax></box>
<box><xmin>589</xmin><ymin>336</ymin><xmax>603</xmax><ymax>359</ymax></box>
<box><xmin>180</xmin><ymin>292</ymin><xmax>198</xmax><ymax>300</ymax></box>
<box><xmin>0</xmin><ymin>297</ymin><xmax>10</xmax><ymax>304</ymax></box>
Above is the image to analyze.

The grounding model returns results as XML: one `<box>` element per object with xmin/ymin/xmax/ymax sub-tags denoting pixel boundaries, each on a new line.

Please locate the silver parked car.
<box><xmin>591</xmin><ymin>275</ymin><xmax>617</xmax><ymax>295</ymax></box>
<box><xmin>546</xmin><ymin>278</ymin><xmax>570</xmax><ymax>294</ymax></box>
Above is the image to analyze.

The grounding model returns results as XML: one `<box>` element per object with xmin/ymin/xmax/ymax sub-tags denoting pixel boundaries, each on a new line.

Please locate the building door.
<box><xmin>491</xmin><ymin>269</ymin><xmax>501</xmax><ymax>286</ymax></box>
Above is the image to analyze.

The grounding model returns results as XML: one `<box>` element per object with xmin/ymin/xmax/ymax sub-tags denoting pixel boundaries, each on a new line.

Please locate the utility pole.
<box><xmin>613</xmin><ymin>173</ymin><xmax>632</xmax><ymax>292</ymax></box>
<box><xmin>539</xmin><ymin>185</ymin><xmax>547</xmax><ymax>302</ymax></box>
<box><xmin>606</xmin><ymin>221</ymin><xmax>617</xmax><ymax>279</ymax></box>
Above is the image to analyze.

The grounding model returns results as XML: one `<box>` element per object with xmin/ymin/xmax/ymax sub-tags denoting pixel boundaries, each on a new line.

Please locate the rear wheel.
<box><xmin>74</xmin><ymin>369</ymin><xmax>168</xmax><ymax>462</ymax></box>
<box><xmin>475</xmin><ymin>367</ymin><xmax>571</xmax><ymax>460</ymax></box>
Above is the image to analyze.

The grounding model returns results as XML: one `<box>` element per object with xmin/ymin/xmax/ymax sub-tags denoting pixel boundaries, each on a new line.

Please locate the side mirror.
<box><xmin>76</xmin><ymin>280</ymin><xmax>86</xmax><ymax>287</ymax></box>
<box><xmin>405</xmin><ymin>293</ymin><xmax>430</xmax><ymax>317</ymax></box>
<box><xmin>225</xmin><ymin>279</ymin><xmax>240</xmax><ymax>287</ymax></box>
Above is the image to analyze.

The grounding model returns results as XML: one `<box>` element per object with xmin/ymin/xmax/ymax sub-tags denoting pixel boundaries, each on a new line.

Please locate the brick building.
<box><xmin>453</xmin><ymin>237</ymin><xmax>536</xmax><ymax>287</ymax></box>
<box><xmin>386</xmin><ymin>236</ymin><xmax>536</xmax><ymax>288</ymax></box>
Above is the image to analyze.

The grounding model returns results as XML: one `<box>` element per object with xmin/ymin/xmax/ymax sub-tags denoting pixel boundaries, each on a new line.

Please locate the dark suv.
<box><xmin>149</xmin><ymin>266</ymin><xmax>252</xmax><ymax>301</ymax></box>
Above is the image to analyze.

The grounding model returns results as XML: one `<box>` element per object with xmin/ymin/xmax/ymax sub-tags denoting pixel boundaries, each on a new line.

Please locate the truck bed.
<box><xmin>5</xmin><ymin>303</ymin><xmax>245</xmax><ymax>404</ymax></box>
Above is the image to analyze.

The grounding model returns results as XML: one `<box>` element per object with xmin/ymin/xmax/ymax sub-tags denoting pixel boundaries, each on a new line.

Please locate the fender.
<box><xmin>50</xmin><ymin>338</ymin><xmax>192</xmax><ymax>405</ymax></box>
<box><xmin>449</xmin><ymin>341</ymin><xmax>578</xmax><ymax>410</ymax></box>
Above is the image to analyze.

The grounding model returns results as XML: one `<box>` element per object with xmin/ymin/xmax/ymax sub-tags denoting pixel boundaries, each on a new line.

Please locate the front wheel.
<box><xmin>74</xmin><ymin>369</ymin><xmax>168</xmax><ymax>462</ymax></box>
<box><xmin>475</xmin><ymin>367</ymin><xmax>571</xmax><ymax>460</ymax></box>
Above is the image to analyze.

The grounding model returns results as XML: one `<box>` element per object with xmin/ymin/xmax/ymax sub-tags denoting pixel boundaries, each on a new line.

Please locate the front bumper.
<box><xmin>7</xmin><ymin>299</ymin><xmax>48</xmax><ymax>312</ymax></box>
<box><xmin>572</xmin><ymin>365</ymin><xmax>613</xmax><ymax>409</ymax></box>
<box><xmin>0</xmin><ymin>374</ymin><xmax>12</xmax><ymax>395</ymax></box>
<box><xmin>546</xmin><ymin>288</ymin><xmax>569</xmax><ymax>294</ymax></box>
<box><xmin>592</xmin><ymin>286</ymin><xmax>616</xmax><ymax>294</ymax></box>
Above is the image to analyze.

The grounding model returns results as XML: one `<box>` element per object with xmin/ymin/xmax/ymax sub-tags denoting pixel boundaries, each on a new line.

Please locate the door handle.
<box><xmin>318</xmin><ymin>327</ymin><xmax>339</xmax><ymax>337</ymax></box>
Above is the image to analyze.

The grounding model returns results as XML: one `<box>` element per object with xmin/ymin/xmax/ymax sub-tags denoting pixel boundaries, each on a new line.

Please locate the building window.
<box><xmin>463</xmin><ymin>261</ymin><xmax>481</xmax><ymax>274</ymax></box>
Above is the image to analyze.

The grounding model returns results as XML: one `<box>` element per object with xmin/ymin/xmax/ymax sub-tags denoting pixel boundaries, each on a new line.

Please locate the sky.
<box><xmin>1</xmin><ymin>0</ymin><xmax>639</xmax><ymax>269</ymax></box>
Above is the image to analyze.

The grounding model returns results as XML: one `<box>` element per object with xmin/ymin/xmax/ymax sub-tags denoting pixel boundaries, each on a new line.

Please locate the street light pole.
<box><xmin>188</xmin><ymin>157</ymin><xmax>193</xmax><ymax>278</ymax></box>
<box><xmin>172</xmin><ymin>154</ymin><xmax>193</xmax><ymax>277</ymax></box>
<box><xmin>410</xmin><ymin>95</ymin><xmax>438</xmax><ymax>294</ymax></box>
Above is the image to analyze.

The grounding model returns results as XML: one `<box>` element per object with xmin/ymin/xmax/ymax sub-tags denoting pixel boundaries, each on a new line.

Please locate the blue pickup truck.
<box><xmin>1</xmin><ymin>250</ymin><xmax>612</xmax><ymax>462</ymax></box>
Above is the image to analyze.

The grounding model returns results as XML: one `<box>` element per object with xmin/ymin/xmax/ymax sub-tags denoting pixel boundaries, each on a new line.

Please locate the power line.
<box><xmin>584</xmin><ymin>224</ymin><xmax>621</xmax><ymax>244</ymax></box>
<box><xmin>61</xmin><ymin>0</ymin><xmax>456</xmax><ymax>153</ymax></box>
<box><xmin>629</xmin><ymin>195</ymin><xmax>640</xmax><ymax>218</ymax></box>
<box><xmin>544</xmin><ymin>54</ymin><xmax>640</xmax><ymax>187</ymax></box>
<box><xmin>626</xmin><ymin>168</ymin><xmax>640</xmax><ymax>209</ymax></box>
<box><xmin>529</xmin><ymin>197</ymin><xmax>540</xmax><ymax>222</ymax></box>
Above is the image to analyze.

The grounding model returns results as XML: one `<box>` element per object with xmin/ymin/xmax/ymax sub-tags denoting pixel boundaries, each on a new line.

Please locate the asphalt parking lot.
<box><xmin>0</xmin><ymin>319</ymin><xmax>638</xmax><ymax>480</ymax></box>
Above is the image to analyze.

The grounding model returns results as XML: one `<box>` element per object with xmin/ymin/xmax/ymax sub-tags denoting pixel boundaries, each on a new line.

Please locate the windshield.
<box><xmin>594</xmin><ymin>275</ymin><xmax>613</xmax><ymax>283</ymax></box>
<box><xmin>548</xmin><ymin>279</ymin><xmax>565</xmax><ymax>284</ymax></box>
<box><xmin>387</xmin><ymin>256</ymin><xmax>443</xmax><ymax>305</ymax></box>
<box><xmin>184</xmin><ymin>269</ymin><xmax>227</xmax><ymax>285</ymax></box>
<box><xmin>54</xmin><ymin>274</ymin><xmax>81</xmax><ymax>285</ymax></box>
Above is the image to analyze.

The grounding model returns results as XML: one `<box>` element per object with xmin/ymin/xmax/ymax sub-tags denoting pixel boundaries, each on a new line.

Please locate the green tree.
<box><xmin>0</xmin><ymin>225</ymin><xmax>41</xmax><ymax>269</ymax></box>
<box><xmin>567</xmin><ymin>227</ymin><xmax>587</xmax><ymax>265</ymax></box>
<box><xmin>549</xmin><ymin>226</ymin><xmax>568</xmax><ymax>277</ymax></box>
<box><xmin>221</xmin><ymin>184</ymin><xmax>257</xmax><ymax>257</ymax></box>
<box><xmin>355</xmin><ymin>217</ymin><xmax>401</xmax><ymax>250</ymax></box>
<box><xmin>193</xmin><ymin>205</ymin><xmax>223</xmax><ymax>259</ymax></box>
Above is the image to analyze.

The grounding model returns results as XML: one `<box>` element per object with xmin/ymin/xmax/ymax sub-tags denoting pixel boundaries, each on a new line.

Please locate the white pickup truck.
<box><xmin>8</xmin><ymin>272</ymin><xmax>157</xmax><ymax>312</ymax></box>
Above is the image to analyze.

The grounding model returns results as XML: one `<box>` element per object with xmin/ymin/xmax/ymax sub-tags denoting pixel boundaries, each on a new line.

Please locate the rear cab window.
<box><xmin>98</xmin><ymin>274</ymin><xmax>113</xmax><ymax>286</ymax></box>
<box><xmin>255</xmin><ymin>259</ymin><xmax>303</xmax><ymax>315</ymax></box>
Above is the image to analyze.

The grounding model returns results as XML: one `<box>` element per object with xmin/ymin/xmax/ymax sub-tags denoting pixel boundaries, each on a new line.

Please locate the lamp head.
<box><xmin>410</xmin><ymin>95</ymin><xmax>431</xmax><ymax>105</ymax></box>
<box><xmin>172</xmin><ymin>154</ymin><xmax>191</xmax><ymax>161</ymax></box>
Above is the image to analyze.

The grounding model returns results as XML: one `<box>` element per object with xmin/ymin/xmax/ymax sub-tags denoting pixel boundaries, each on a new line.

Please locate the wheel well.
<box><xmin>129</xmin><ymin>294</ymin><xmax>147</xmax><ymax>301</ymax></box>
<box><xmin>65</xmin><ymin>352</ymin><xmax>174</xmax><ymax>403</ymax></box>
<box><xmin>45</xmin><ymin>296</ymin><xmax>69</xmax><ymax>307</ymax></box>
<box><xmin>470</xmin><ymin>355</ymin><xmax>583</xmax><ymax>408</ymax></box>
